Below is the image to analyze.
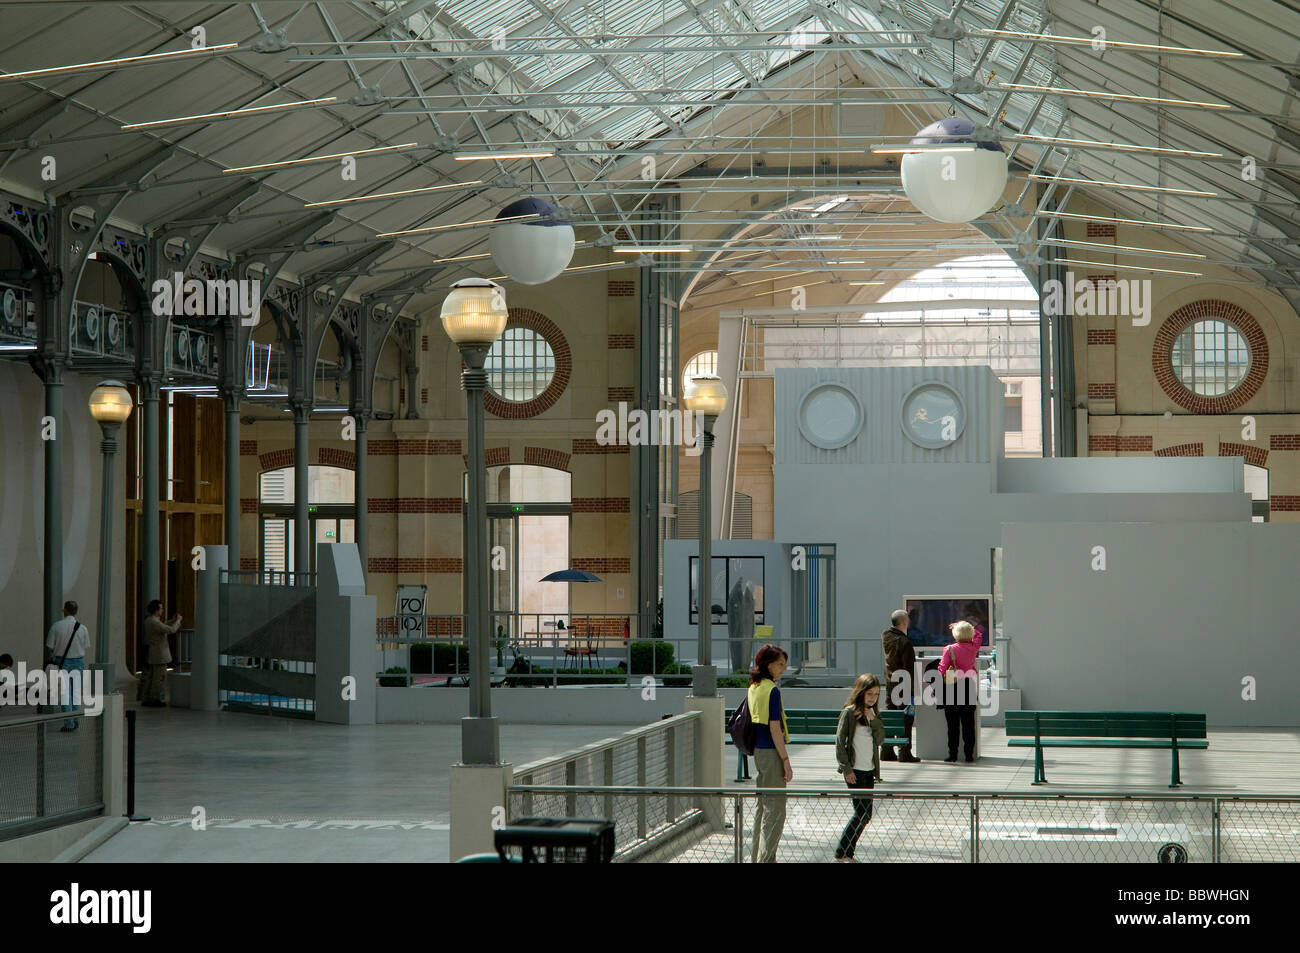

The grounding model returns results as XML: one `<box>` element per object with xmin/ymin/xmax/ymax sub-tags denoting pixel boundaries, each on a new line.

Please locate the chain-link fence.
<box><xmin>0</xmin><ymin>710</ymin><xmax>105</xmax><ymax>841</ymax></box>
<box><xmin>505</xmin><ymin>787</ymin><xmax>1300</xmax><ymax>863</ymax></box>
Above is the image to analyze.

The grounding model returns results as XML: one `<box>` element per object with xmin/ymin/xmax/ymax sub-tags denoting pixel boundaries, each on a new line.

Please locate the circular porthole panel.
<box><xmin>797</xmin><ymin>382</ymin><xmax>864</xmax><ymax>450</ymax></box>
<box><xmin>901</xmin><ymin>381</ymin><xmax>966</xmax><ymax>449</ymax></box>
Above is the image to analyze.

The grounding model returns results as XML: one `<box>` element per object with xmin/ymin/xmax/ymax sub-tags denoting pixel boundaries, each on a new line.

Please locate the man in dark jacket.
<box><xmin>881</xmin><ymin>609</ymin><xmax>920</xmax><ymax>762</ymax></box>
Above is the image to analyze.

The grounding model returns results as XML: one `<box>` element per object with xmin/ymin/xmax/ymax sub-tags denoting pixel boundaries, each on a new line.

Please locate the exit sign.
<box><xmin>325</xmin><ymin>530</ymin><xmax>335</xmax><ymax>538</ymax></box>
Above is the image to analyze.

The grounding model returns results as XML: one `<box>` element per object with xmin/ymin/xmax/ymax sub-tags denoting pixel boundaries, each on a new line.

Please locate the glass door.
<box><xmin>489</xmin><ymin>515</ymin><xmax>518</xmax><ymax>647</ymax></box>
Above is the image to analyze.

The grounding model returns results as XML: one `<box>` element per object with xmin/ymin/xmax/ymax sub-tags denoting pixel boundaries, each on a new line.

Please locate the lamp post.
<box><xmin>441</xmin><ymin>278</ymin><xmax>508</xmax><ymax>764</ymax></box>
<box><xmin>88</xmin><ymin>380</ymin><xmax>133</xmax><ymax>684</ymax></box>
<box><xmin>682</xmin><ymin>374</ymin><xmax>728</xmax><ymax>697</ymax></box>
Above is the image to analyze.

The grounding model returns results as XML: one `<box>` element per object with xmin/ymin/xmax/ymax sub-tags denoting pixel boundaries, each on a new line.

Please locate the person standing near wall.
<box><xmin>748</xmin><ymin>644</ymin><xmax>791</xmax><ymax>863</ymax></box>
<box><xmin>139</xmin><ymin>600</ymin><xmax>182</xmax><ymax>707</ymax></box>
<box><xmin>834</xmin><ymin>673</ymin><xmax>885</xmax><ymax>862</ymax></box>
<box><xmin>938</xmin><ymin>621</ymin><xmax>981</xmax><ymax>763</ymax></box>
<box><xmin>45</xmin><ymin>601</ymin><xmax>89</xmax><ymax>731</ymax></box>
<box><xmin>881</xmin><ymin>609</ymin><xmax>920</xmax><ymax>762</ymax></box>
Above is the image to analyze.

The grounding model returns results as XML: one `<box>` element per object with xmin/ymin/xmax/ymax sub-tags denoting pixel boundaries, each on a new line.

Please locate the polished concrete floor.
<box><xmin>82</xmin><ymin>708</ymin><xmax>622</xmax><ymax>863</ymax></box>
<box><xmin>83</xmin><ymin>707</ymin><xmax>1300</xmax><ymax>863</ymax></box>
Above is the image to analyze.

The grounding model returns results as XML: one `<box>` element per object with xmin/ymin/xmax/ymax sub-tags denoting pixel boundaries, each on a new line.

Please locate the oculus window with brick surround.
<box><xmin>1171</xmin><ymin>320</ymin><xmax>1251</xmax><ymax>397</ymax></box>
<box><xmin>487</xmin><ymin>327</ymin><xmax>556</xmax><ymax>403</ymax></box>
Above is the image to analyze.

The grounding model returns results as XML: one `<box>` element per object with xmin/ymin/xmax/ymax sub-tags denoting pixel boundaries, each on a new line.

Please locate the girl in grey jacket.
<box><xmin>834</xmin><ymin>673</ymin><xmax>885</xmax><ymax>862</ymax></box>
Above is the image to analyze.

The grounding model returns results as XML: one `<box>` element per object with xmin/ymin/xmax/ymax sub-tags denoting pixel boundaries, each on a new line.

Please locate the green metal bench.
<box><xmin>725</xmin><ymin>708</ymin><xmax>908</xmax><ymax>782</ymax></box>
<box><xmin>1004</xmin><ymin>710</ymin><xmax>1209</xmax><ymax>788</ymax></box>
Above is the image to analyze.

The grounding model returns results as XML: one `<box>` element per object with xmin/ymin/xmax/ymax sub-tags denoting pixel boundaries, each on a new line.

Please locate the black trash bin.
<box><xmin>494</xmin><ymin>817</ymin><xmax>615</xmax><ymax>863</ymax></box>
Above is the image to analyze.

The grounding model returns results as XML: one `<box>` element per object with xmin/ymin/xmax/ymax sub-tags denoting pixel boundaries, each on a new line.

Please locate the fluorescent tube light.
<box><xmin>224</xmin><ymin>143</ymin><xmax>419</xmax><ymax>173</ymax></box>
<box><xmin>378</xmin><ymin>213</ymin><xmax>541</xmax><ymax>239</ymax></box>
<box><xmin>453</xmin><ymin>150</ymin><xmax>553</xmax><ymax>161</ymax></box>
<box><xmin>1</xmin><ymin>44</ymin><xmax>238</xmax><ymax>81</ymax></box>
<box><xmin>123</xmin><ymin>97</ymin><xmax>337</xmax><ymax>130</ymax></box>
<box><xmin>999</xmin><ymin>83</ymin><xmax>1231</xmax><ymax>110</ymax></box>
<box><xmin>1052</xmin><ymin>257</ymin><xmax>1202</xmax><ymax>277</ymax></box>
<box><xmin>1029</xmin><ymin>174</ymin><xmax>1216</xmax><ymax>197</ymax></box>
<box><xmin>1049</xmin><ymin>238</ymin><xmax>1206</xmax><ymax>259</ymax></box>
<box><xmin>871</xmin><ymin>144</ymin><xmax>977</xmax><ymax>154</ymax></box>
<box><xmin>979</xmin><ymin>29</ymin><xmax>1243</xmax><ymax>58</ymax></box>
<box><xmin>613</xmin><ymin>246</ymin><xmax>692</xmax><ymax>253</ymax></box>
<box><xmin>1040</xmin><ymin>211</ymin><xmax>1212</xmax><ymax>233</ymax></box>
<box><xmin>305</xmin><ymin>180</ymin><xmax>482</xmax><ymax>207</ymax></box>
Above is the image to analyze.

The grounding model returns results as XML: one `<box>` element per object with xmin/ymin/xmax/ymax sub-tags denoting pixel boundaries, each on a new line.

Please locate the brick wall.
<box><xmin>1269</xmin><ymin>434</ymin><xmax>1300</xmax><ymax>450</ymax></box>
<box><xmin>607</xmin><ymin>334</ymin><xmax>634</xmax><ymax>349</ymax></box>
<box><xmin>572</xmin><ymin>438</ymin><xmax>628</xmax><ymax>454</ymax></box>
<box><xmin>607</xmin><ymin>386</ymin><xmax>634</xmax><ymax>402</ymax></box>
<box><xmin>1155</xmin><ymin>443</ymin><xmax>1204</xmax><ymax>457</ymax></box>
<box><xmin>1219</xmin><ymin>441</ymin><xmax>1268</xmax><ymax>468</ymax></box>
<box><xmin>1086</xmin><ymin>222</ymin><xmax>1117</xmax><ymax>238</ymax></box>
<box><xmin>607</xmin><ymin>280</ymin><xmax>635</xmax><ymax>296</ymax></box>
<box><xmin>572</xmin><ymin>557</ymin><xmax>631</xmax><ymax>573</ymax></box>
<box><xmin>1088</xmin><ymin>382</ymin><xmax>1116</xmax><ymax>400</ymax></box>
<box><xmin>572</xmin><ymin>497</ymin><xmax>630</xmax><ymax>513</ymax></box>
<box><xmin>1270</xmin><ymin>496</ymin><xmax>1300</xmax><ymax>512</ymax></box>
<box><xmin>239</xmin><ymin>440</ymin><xmax>258</xmax><ymax>455</ymax></box>
<box><xmin>1087</xmin><ymin>328</ymin><xmax>1117</xmax><ymax>345</ymax></box>
<box><xmin>523</xmin><ymin>446</ymin><xmax>571</xmax><ymax>471</ymax></box>
<box><xmin>318</xmin><ymin>447</ymin><xmax>355</xmax><ymax>469</ymax></box>
<box><xmin>240</xmin><ymin>497</ymin><xmax>258</xmax><ymax>514</ymax></box>
<box><xmin>1115</xmin><ymin>435</ymin><xmax>1153</xmax><ymax>452</ymax></box>
<box><xmin>367</xmin><ymin>498</ymin><xmax>462</xmax><ymax>513</ymax></box>
<box><xmin>1152</xmin><ymin>301</ymin><xmax>1268</xmax><ymax>413</ymax></box>
<box><xmin>367</xmin><ymin>557</ymin><xmax>464</xmax><ymax>573</ymax></box>
<box><xmin>258</xmin><ymin>448</ymin><xmax>293</xmax><ymax>471</ymax></box>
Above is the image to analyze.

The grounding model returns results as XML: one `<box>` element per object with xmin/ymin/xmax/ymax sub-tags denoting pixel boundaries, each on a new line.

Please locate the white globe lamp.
<box><xmin>900</xmin><ymin>117</ymin><xmax>1008</xmax><ymax>224</ymax></box>
<box><xmin>488</xmin><ymin>197</ymin><xmax>575</xmax><ymax>284</ymax></box>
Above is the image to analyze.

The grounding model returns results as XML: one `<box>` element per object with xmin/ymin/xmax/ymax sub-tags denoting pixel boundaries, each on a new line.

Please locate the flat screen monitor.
<box><xmin>903</xmin><ymin>595</ymin><xmax>991</xmax><ymax>649</ymax></box>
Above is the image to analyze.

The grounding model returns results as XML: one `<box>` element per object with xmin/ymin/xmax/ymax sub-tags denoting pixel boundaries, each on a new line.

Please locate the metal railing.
<box><xmin>504</xmin><ymin>786</ymin><xmax>1300</xmax><ymax>863</ymax></box>
<box><xmin>0</xmin><ymin>710</ymin><xmax>104</xmax><ymax>842</ymax></box>
<box><xmin>222</xmin><ymin>569</ymin><xmax>316</xmax><ymax>587</ymax></box>
<box><xmin>510</xmin><ymin>713</ymin><xmax>702</xmax><ymax>861</ymax></box>
<box><xmin>375</xmin><ymin>620</ymin><xmax>1002</xmax><ymax>687</ymax></box>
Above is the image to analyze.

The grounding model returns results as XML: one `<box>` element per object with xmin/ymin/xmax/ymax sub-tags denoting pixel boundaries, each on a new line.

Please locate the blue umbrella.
<box><xmin>539</xmin><ymin>569</ymin><xmax>602</xmax><ymax>583</ymax></box>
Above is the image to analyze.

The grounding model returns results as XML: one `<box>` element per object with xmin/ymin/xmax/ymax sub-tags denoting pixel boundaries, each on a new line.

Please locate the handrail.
<box><xmin>0</xmin><ymin>708</ymin><xmax>87</xmax><ymax>729</ymax></box>
<box><xmin>512</xmin><ymin>710</ymin><xmax>700</xmax><ymax>778</ymax></box>
<box><xmin>506</xmin><ymin>784</ymin><xmax>1300</xmax><ymax>802</ymax></box>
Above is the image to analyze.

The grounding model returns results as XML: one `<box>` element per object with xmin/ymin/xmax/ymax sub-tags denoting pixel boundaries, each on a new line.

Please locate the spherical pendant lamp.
<box><xmin>488</xmin><ymin>196</ymin><xmax>576</xmax><ymax>284</ymax></box>
<box><xmin>899</xmin><ymin>116</ymin><xmax>1008</xmax><ymax>224</ymax></box>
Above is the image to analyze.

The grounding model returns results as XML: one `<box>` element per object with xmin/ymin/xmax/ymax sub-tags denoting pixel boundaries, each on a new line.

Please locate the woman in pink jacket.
<box><xmin>937</xmin><ymin>620</ymin><xmax>982</xmax><ymax>763</ymax></box>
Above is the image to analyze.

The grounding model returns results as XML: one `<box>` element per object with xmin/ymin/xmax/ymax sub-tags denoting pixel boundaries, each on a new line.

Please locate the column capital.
<box><xmin>137</xmin><ymin>375</ymin><xmax>162</xmax><ymax>400</ymax></box>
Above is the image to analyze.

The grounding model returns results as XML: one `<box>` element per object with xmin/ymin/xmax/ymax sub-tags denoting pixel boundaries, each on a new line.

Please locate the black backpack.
<box><xmin>728</xmin><ymin>697</ymin><xmax>757</xmax><ymax>756</ymax></box>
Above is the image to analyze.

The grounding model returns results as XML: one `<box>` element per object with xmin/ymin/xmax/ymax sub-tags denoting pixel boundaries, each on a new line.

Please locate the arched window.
<box><xmin>258</xmin><ymin>465</ymin><xmax>354</xmax><ymax>574</ymax></box>
<box><xmin>683</xmin><ymin>350</ymin><xmax>718</xmax><ymax>391</ymax></box>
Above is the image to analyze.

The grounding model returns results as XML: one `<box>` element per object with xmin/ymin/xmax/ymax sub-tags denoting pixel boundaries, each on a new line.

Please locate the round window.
<box><xmin>487</xmin><ymin>326</ymin><xmax>556</xmax><ymax>402</ymax></box>
<box><xmin>1171</xmin><ymin>319</ymin><xmax>1250</xmax><ymax>397</ymax></box>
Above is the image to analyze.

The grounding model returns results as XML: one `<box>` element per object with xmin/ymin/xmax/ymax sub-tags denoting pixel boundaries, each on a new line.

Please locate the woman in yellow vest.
<box><xmin>747</xmin><ymin>644</ymin><xmax>791</xmax><ymax>863</ymax></box>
